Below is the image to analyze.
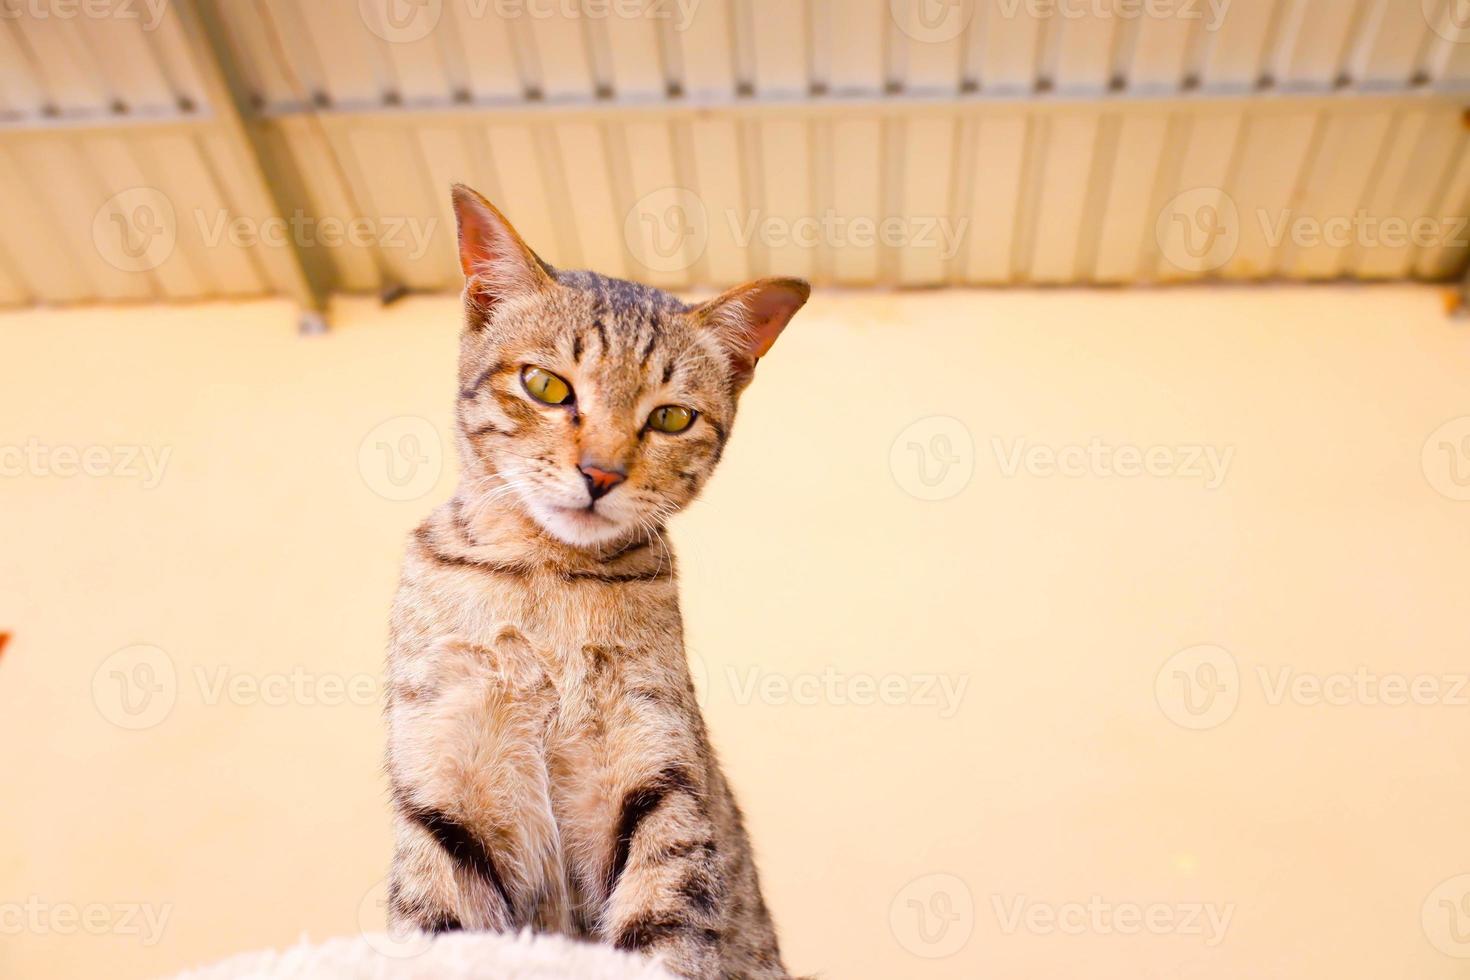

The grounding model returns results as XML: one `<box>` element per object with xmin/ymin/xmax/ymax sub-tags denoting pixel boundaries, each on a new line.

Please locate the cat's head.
<box><xmin>449</xmin><ymin>184</ymin><xmax>809</xmax><ymax>550</ymax></box>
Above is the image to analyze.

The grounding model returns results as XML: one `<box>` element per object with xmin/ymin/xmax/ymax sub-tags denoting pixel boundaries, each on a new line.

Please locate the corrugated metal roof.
<box><xmin>2</xmin><ymin>0</ymin><xmax>1468</xmax><ymax>317</ymax></box>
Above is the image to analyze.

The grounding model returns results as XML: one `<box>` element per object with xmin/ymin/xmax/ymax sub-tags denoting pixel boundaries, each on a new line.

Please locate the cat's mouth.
<box><xmin>537</xmin><ymin>501</ymin><xmax>622</xmax><ymax>546</ymax></box>
<box><xmin>503</xmin><ymin>470</ymin><xmax>630</xmax><ymax>548</ymax></box>
<box><xmin>555</xmin><ymin>503</ymin><xmax>614</xmax><ymax>524</ymax></box>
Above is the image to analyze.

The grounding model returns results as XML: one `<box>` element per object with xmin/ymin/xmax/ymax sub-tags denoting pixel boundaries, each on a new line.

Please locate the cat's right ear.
<box><xmin>451</xmin><ymin>184</ymin><xmax>552</xmax><ymax>319</ymax></box>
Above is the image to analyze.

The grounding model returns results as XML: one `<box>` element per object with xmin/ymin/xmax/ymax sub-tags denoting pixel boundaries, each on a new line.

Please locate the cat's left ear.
<box><xmin>690</xmin><ymin>277</ymin><xmax>810</xmax><ymax>390</ymax></box>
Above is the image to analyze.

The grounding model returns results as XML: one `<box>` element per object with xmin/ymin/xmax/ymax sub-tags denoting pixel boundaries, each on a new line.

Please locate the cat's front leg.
<box><xmin>386</xmin><ymin>628</ymin><xmax>563</xmax><ymax>933</ymax></box>
<box><xmin>600</xmin><ymin>761</ymin><xmax>727</xmax><ymax>979</ymax></box>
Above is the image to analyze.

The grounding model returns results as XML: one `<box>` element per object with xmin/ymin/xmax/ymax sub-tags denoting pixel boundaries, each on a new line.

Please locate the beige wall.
<box><xmin>2</xmin><ymin>285</ymin><xmax>1468</xmax><ymax>980</ymax></box>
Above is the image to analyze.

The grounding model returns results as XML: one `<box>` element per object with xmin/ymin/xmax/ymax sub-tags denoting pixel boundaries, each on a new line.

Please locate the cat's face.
<box><xmin>450</xmin><ymin>186</ymin><xmax>808</xmax><ymax>549</ymax></box>
<box><xmin>456</xmin><ymin>281</ymin><xmax>733</xmax><ymax>548</ymax></box>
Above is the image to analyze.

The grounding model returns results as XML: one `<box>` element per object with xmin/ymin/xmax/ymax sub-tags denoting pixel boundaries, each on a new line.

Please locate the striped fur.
<box><xmin>385</xmin><ymin>186</ymin><xmax>808</xmax><ymax>979</ymax></box>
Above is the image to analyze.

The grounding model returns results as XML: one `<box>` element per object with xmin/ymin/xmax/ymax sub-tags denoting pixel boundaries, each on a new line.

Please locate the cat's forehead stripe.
<box><xmin>638</xmin><ymin>323</ymin><xmax>659</xmax><ymax>367</ymax></box>
<box><xmin>543</xmin><ymin>267</ymin><xmax>705</xmax><ymax>392</ymax></box>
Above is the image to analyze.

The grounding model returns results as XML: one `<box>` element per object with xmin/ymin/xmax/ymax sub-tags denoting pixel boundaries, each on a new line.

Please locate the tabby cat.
<box><xmin>385</xmin><ymin>184</ymin><xmax>809</xmax><ymax>979</ymax></box>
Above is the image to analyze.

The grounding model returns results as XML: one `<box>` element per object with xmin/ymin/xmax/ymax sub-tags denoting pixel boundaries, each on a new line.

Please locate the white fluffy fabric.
<box><xmin>166</xmin><ymin>931</ymin><xmax>676</xmax><ymax>980</ymax></box>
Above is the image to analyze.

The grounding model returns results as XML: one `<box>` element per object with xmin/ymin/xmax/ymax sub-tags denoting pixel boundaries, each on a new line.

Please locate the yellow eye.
<box><xmin>522</xmin><ymin>366</ymin><xmax>572</xmax><ymax>405</ymax></box>
<box><xmin>647</xmin><ymin>405</ymin><xmax>696</xmax><ymax>434</ymax></box>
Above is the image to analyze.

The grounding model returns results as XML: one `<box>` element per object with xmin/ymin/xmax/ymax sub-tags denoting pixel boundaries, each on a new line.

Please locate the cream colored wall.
<box><xmin>1</xmin><ymin>286</ymin><xmax>1468</xmax><ymax>980</ymax></box>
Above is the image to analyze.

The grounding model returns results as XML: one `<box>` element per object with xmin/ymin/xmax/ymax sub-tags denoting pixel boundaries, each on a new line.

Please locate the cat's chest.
<box><xmin>539</xmin><ymin>624</ymin><xmax>679</xmax><ymax>847</ymax></box>
<box><xmin>443</xmin><ymin>569</ymin><xmax>687</xmax><ymax>820</ymax></box>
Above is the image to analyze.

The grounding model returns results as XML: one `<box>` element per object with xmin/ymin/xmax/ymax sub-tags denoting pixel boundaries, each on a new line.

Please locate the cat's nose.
<box><xmin>579</xmin><ymin>464</ymin><xmax>626</xmax><ymax>501</ymax></box>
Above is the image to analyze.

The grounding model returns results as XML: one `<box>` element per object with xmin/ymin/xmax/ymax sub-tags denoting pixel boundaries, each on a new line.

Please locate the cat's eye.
<box><xmin>647</xmin><ymin>405</ymin><xmax>696</xmax><ymax>434</ymax></box>
<box><xmin>522</xmin><ymin>366</ymin><xmax>572</xmax><ymax>405</ymax></box>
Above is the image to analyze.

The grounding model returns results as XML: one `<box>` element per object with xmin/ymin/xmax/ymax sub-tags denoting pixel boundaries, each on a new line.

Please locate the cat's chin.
<box><xmin>529</xmin><ymin>502</ymin><xmax>627</xmax><ymax>549</ymax></box>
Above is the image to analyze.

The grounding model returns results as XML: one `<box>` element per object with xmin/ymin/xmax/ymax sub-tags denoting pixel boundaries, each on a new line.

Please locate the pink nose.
<box><xmin>579</xmin><ymin>464</ymin><xmax>625</xmax><ymax>500</ymax></box>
